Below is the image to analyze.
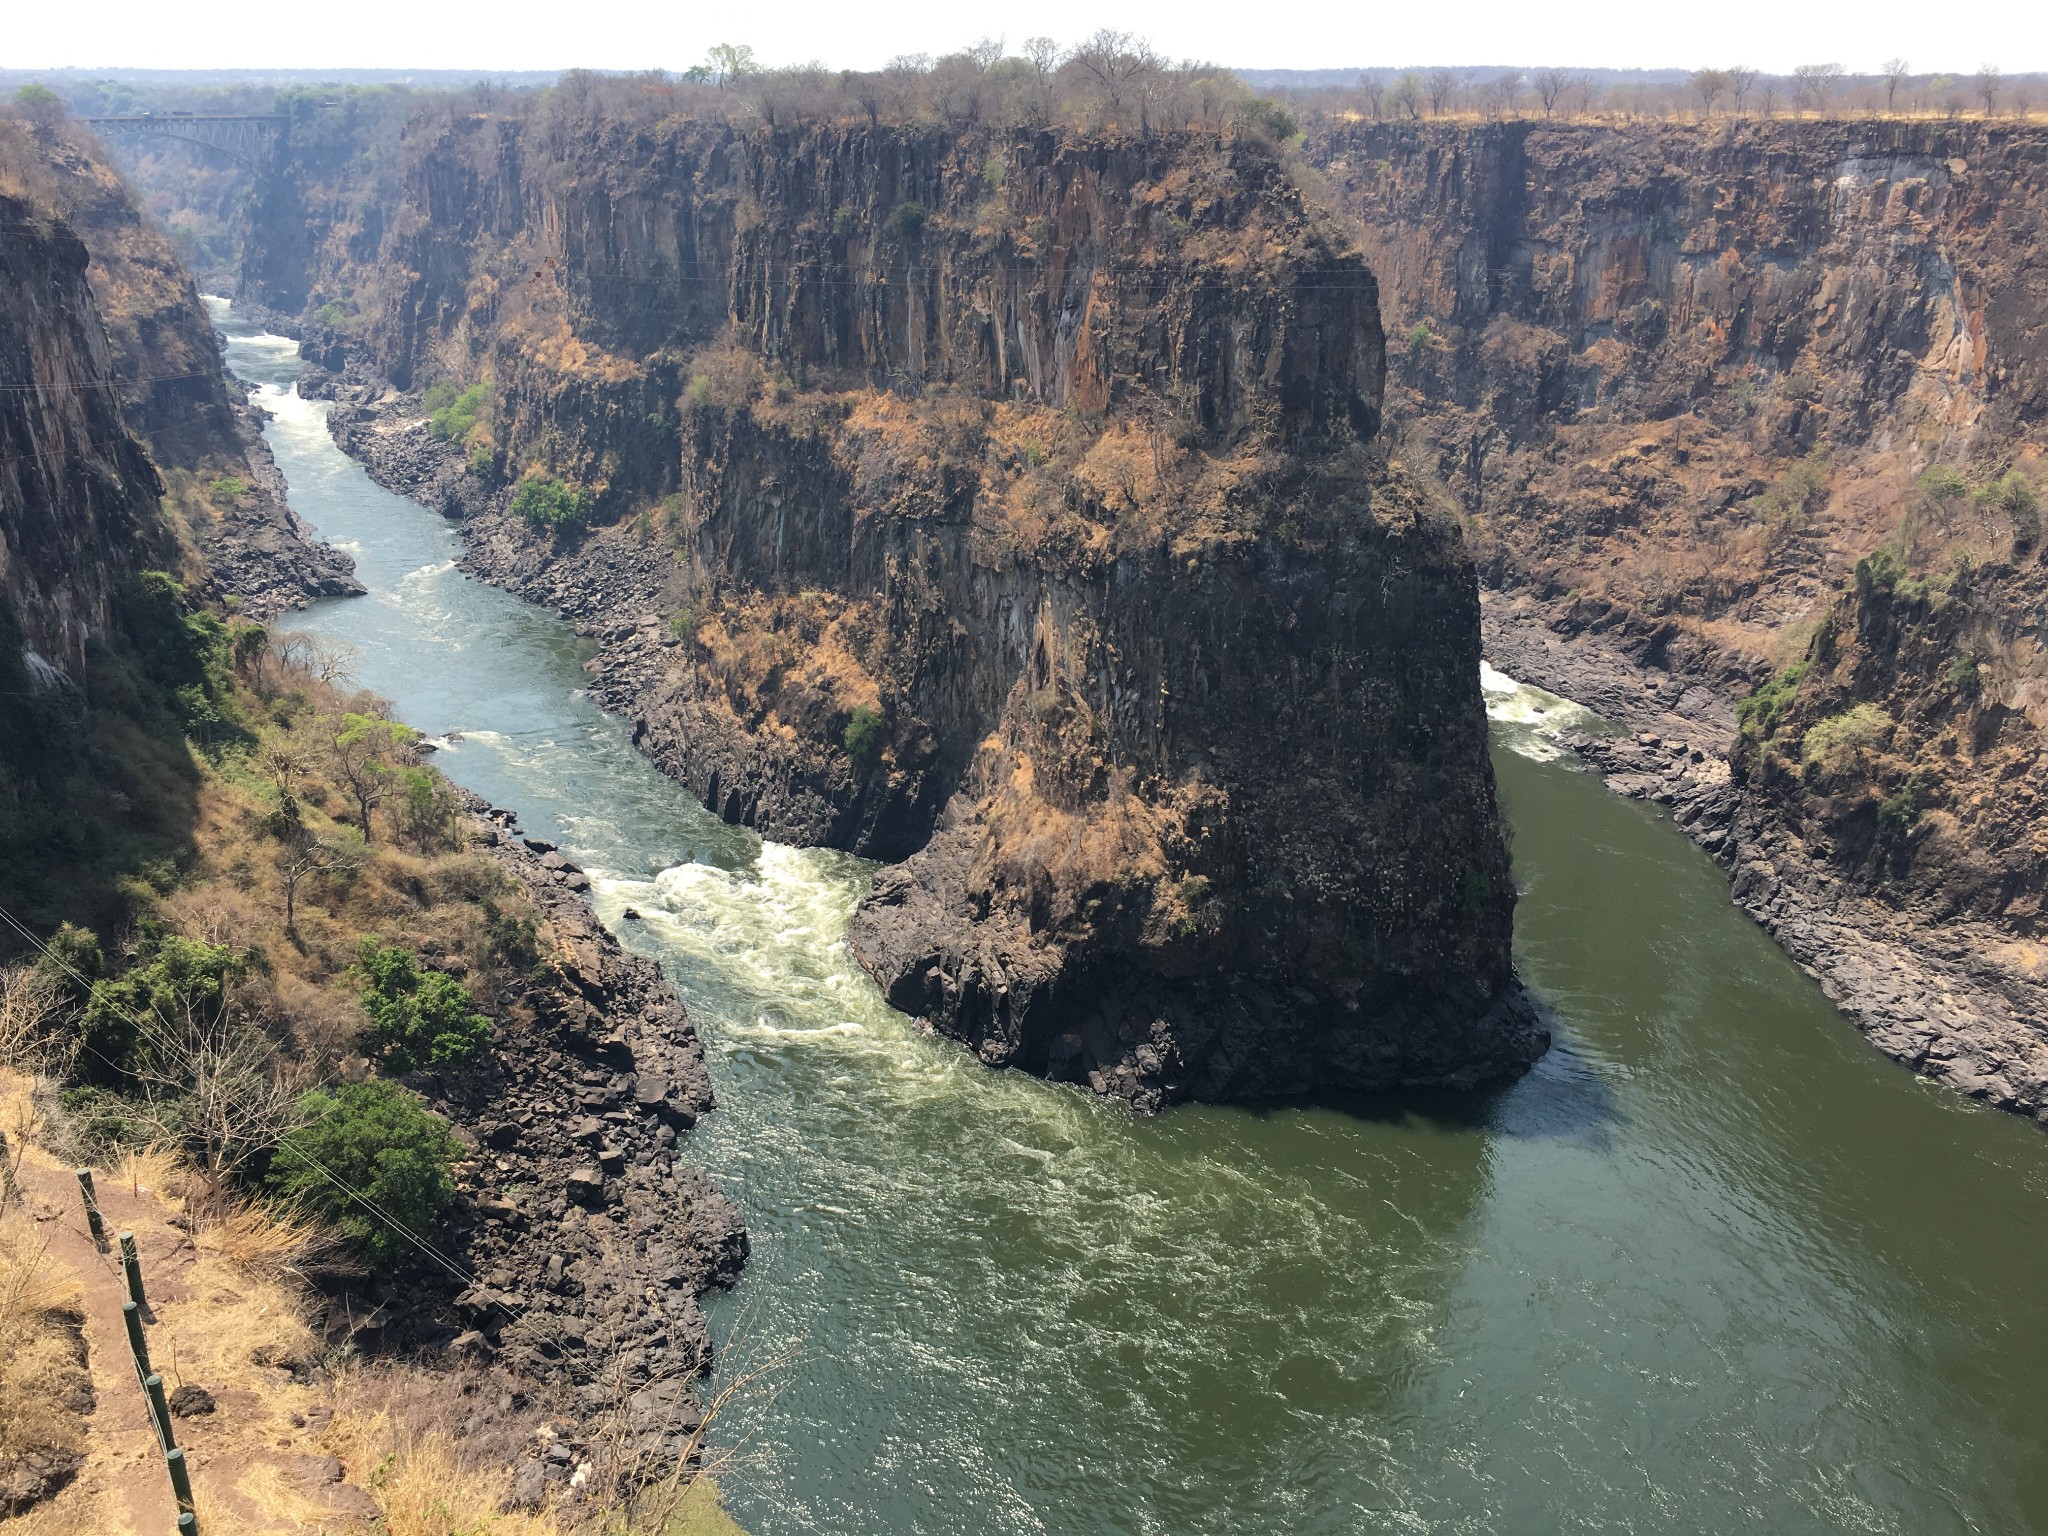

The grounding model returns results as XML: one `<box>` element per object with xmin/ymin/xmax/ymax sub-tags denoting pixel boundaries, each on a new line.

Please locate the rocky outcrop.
<box><xmin>254</xmin><ymin>112</ymin><xmax>1542</xmax><ymax>1107</ymax></box>
<box><xmin>206</xmin><ymin>389</ymin><xmax>363</xmax><ymax>619</ymax></box>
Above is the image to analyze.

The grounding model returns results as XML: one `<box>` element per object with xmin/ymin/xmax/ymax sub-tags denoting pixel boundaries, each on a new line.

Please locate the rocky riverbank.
<box><xmin>199</xmin><ymin>384</ymin><xmax>363</xmax><ymax>619</ymax></box>
<box><xmin>1484</xmin><ymin>590</ymin><xmax>2048</xmax><ymax>1124</ymax></box>
<box><xmin>306</xmin><ymin>789</ymin><xmax>747</xmax><ymax>1505</ymax></box>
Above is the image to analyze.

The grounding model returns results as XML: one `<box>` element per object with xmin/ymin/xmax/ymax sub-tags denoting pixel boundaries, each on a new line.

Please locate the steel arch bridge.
<box><xmin>80</xmin><ymin>114</ymin><xmax>287</xmax><ymax>174</ymax></box>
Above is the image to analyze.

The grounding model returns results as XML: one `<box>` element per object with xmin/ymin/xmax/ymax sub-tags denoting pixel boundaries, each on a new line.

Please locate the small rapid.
<box><xmin>214</xmin><ymin>299</ymin><xmax>2048</xmax><ymax>1536</ymax></box>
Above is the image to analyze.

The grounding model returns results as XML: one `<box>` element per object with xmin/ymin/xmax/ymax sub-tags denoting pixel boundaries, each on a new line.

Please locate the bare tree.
<box><xmin>847</xmin><ymin>71</ymin><xmax>882</xmax><ymax>127</ymax></box>
<box><xmin>1976</xmin><ymin>64</ymin><xmax>2002</xmax><ymax>115</ymax></box>
<box><xmin>1069</xmin><ymin>29</ymin><xmax>1160</xmax><ymax>125</ymax></box>
<box><xmin>172</xmin><ymin>1016</ymin><xmax>316</xmax><ymax>1181</ymax></box>
<box><xmin>1022</xmin><ymin>36</ymin><xmax>1061</xmax><ymax>85</ymax></box>
<box><xmin>273</xmin><ymin>805</ymin><xmax>362</xmax><ymax>943</ymax></box>
<box><xmin>1882</xmin><ymin>58</ymin><xmax>1910</xmax><ymax>113</ymax></box>
<box><xmin>1569</xmin><ymin>74</ymin><xmax>1599</xmax><ymax>115</ymax></box>
<box><xmin>882</xmin><ymin>53</ymin><xmax>931</xmax><ymax>118</ymax></box>
<box><xmin>1534</xmin><ymin>67</ymin><xmax>1574</xmax><ymax>118</ymax></box>
<box><xmin>274</xmin><ymin>632</ymin><xmax>357</xmax><ymax>686</ymax></box>
<box><xmin>1693</xmin><ymin>68</ymin><xmax>1730</xmax><ymax>115</ymax></box>
<box><xmin>1425</xmin><ymin>69</ymin><xmax>1459</xmax><ymax>117</ymax></box>
<box><xmin>1728</xmin><ymin>66</ymin><xmax>1758</xmax><ymax>112</ymax></box>
<box><xmin>1358</xmin><ymin>72</ymin><xmax>1387</xmax><ymax>120</ymax></box>
<box><xmin>0</xmin><ymin>965</ymin><xmax>67</xmax><ymax>1078</ymax></box>
<box><xmin>1792</xmin><ymin>62</ymin><xmax>1844</xmax><ymax>115</ymax></box>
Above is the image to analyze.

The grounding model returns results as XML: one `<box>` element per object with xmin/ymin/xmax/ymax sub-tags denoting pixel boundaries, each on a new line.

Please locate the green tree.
<box><xmin>423</xmin><ymin>381</ymin><xmax>489</xmax><ymax>444</ymax></box>
<box><xmin>14</xmin><ymin>83</ymin><xmax>65</xmax><ymax>130</ymax></box>
<box><xmin>354</xmin><ymin>941</ymin><xmax>491</xmax><ymax>1072</ymax></box>
<box><xmin>268</xmin><ymin>1081</ymin><xmax>461</xmax><ymax>1264</ymax></box>
<box><xmin>396</xmin><ymin>766</ymin><xmax>459</xmax><ymax>853</ymax></box>
<box><xmin>843</xmin><ymin>703</ymin><xmax>886</xmax><ymax>767</ymax></box>
<box><xmin>83</xmin><ymin>935</ymin><xmax>242</xmax><ymax>1082</ymax></box>
<box><xmin>509</xmin><ymin>473</ymin><xmax>593</xmax><ymax>529</ymax></box>
<box><xmin>1915</xmin><ymin>464</ymin><xmax>1969</xmax><ymax>504</ymax></box>
<box><xmin>325</xmin><ymin>713</ymin><xmax>416</xmax><ymax>842</ymax></box>
<box><xmin>1977</xmin><ymin>470</ymin><xmax>2040</xmax><ymax>549</ymax></box>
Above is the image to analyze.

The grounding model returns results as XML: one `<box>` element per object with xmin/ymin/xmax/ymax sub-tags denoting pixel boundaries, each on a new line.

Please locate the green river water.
<box><xmin>215</xmin><ymin>303</ymin><xmax>2048</xmax><ymax>1535</ymax></box>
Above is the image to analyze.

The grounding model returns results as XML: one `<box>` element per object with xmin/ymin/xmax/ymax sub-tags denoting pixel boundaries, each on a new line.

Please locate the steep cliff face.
<box><xmin>1311</xmin><ymin>118</ymin><xmax>2048</xmax><ymax>1115</ymax></box>
<box><xmin>3</xmin><ymin>118</ymin><xmax>360</xmax><ymax>617</ymax></box>
<box><xmin>10</xmin><ymin>128</ymin><xmax>244</xmax><ymax>470</ymax></box>
<box><xmin>1314</xmin><ymin>120</ymin><xmax>2047</xmax><ymax>645</ymax></box>
<box><xmin>254</xmin><ymin>111</ymin><xmax>1540</xmax><ymax>1106</ymax></box>
<box><xmin>0</xmin><ymin>193</ymin><xmax>168</xmax><ymax>681</ymax></box>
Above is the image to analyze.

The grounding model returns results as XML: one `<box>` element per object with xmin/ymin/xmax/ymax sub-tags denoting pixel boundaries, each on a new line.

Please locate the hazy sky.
<box><xmin>14</xmin><ymin>0</ymin><xmax>2046</xmax><ymax>75</ymax></box>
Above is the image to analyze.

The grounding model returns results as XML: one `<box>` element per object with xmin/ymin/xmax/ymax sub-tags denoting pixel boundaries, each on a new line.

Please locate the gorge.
<box><xmin>223</xmin><ymin>295</ymin><xmax>2048</xmax><ymax>1536</ymax></box>
<box><xmin>242</xmin><ymin>112</ymin><xmax>1542</xmax><ymax>1107</ymax></box>
<box><xmin>10</xmin><ymin>71</ymin><xmax>2048</xmax><ymax>1536</ymax></box>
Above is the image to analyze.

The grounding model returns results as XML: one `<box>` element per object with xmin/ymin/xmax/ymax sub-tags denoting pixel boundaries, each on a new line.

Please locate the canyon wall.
<box><xmin>250</xmin><ymin>109</ymin><xmax>1542</xmax><ymax>1106</ymax></box>
<box><xmin>3</xmin><ymin>117</ymin><xmax>358</xmax><ymax>616</ymax></box>
<box><xmin>1312</xmin><ymin>119</ymin><xmax>2048</xmax><ymax>1115</ymax></box>
<box><xmin>0</xmin><ymin>192</ymin><xmax>168</xmax><ymax>682</ymax></box>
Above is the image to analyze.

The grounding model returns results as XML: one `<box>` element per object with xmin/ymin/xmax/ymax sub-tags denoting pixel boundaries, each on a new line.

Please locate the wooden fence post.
<box><xmin>120</xmin><ymin>1230</ymin><xmax>147</xmax><ymax>1308</ymax></box>
<box><xmin>75</xmin><ymin>1167</ymin><xmax>104</xmax><ymax>1240</ymax></box>
<box><xmin>123</xmin><ymin>1299</ymin><xmax>153</xmax><ymax>1380</ymax></box>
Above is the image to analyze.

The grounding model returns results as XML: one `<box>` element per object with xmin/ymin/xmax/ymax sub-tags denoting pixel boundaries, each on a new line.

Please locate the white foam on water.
<box><xmin>1480</xmin><ymin>661</ymin><xmax>1606</xmax><ymax>761</ymax></box>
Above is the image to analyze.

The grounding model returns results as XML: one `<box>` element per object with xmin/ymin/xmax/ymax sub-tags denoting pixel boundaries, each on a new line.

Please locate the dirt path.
<box><xmin>5</xmin><ymin>1139</ymin><xmax>382</xmax><ymax>1535</ymax></box>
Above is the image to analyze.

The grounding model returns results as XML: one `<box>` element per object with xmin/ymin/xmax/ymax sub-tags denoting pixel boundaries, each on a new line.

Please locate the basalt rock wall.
<box><xmin>6</xmin><ymin>119</ymin><xmax>360</xmax><ymax>617</ymax></box>
<box><xmin>257</xmin><ymin>112</ymin><xmax>1540</xmax><ymax>1106</ymax></box>
<box><xmin>0</xmin><ymin>193</ymin><xmax>167</xmax><ymax>681</ymax></box>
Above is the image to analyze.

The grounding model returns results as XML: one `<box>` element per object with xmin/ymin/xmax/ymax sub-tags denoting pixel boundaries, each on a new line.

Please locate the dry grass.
<box><xmin>192</xmin><ymin>1196</ymin><xmax>339</xmax><ymax>1281</ymax></box>
<box><xmin>110</xmin><ymin>1144</ymin><xmax>184</xmax><ymax>1204</ymax></box>
<box><xmin>0</xmin><ymin>1202</ymin><xmax>89</xmax><ymax>1505</ymax></box>
<box><xmin>321</xmin><ymin>1372</ymin><xmax>557</xmax><ymax>1536</ymax></box>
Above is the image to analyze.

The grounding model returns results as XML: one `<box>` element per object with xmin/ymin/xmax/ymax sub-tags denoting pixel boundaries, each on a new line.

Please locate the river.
<box><xmin>214</xmin><ymin>302</ymin><xmax>2048</xmax><ymax>1536</ymax></box>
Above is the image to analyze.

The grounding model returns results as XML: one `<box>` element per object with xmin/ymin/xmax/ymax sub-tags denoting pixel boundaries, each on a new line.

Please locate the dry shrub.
<box><xmin>112</xmin><ymin>1142</ymin><xmax>185</xmax><ymax>1203</ymax></box>
<box><xmin>680</xmin><ymin>335</ymin><xmax>768</xmax><ymax>416</ymax></box>
<box><xmin>0</xmin><ymin>1068</ymin><xmax>48</xmax><ymax>1175</ymax></box>
<box><xmin>193</xmin><ymin>1196</ymin><xmax>341</xmax><ymax>1280</ymax></box>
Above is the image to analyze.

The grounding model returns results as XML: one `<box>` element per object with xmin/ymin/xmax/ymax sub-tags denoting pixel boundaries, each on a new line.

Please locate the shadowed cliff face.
<box><xmin>0</xmin><ymin>194</ymin><xmax>167</xmax><ymax>681</ymax></box>
<box><xmin>250</xmin><ymin>113</ymin><xmax>1541</xmax><ymax>1106</ymax></box>
<box><xmin>3</xmin><ymin>121</ymin><xmax>243</xmax><ymax>470</ymax></box>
